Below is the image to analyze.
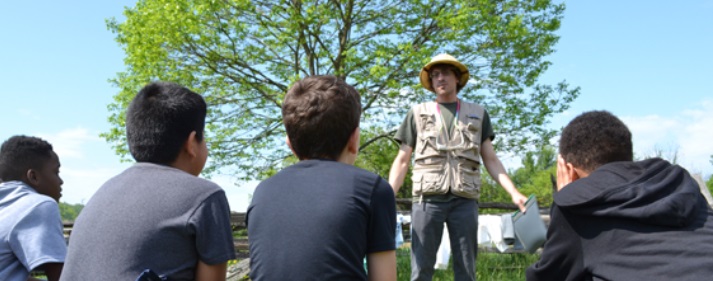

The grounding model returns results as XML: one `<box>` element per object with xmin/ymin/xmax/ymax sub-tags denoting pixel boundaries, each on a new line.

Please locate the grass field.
<box><xmin>396</xmin><ymin>247</ymin><xmax>539</xmax><ymax>281</ymax></box>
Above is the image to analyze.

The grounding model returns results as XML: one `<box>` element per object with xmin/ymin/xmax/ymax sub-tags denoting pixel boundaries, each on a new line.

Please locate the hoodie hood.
<box><xmin>0</xmin><ymin>181</ymin><xmax>37</xmax><ymax>206</ymax></box>
<box><xmin>554</xmin><ymin>158</ymin><xmax>704</xmax><ymax>227</ymax></box>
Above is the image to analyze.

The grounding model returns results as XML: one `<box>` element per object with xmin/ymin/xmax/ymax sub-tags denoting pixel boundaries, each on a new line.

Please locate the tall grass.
<box><xmin>396</xmin><ymin>247</ymin><xmax>539</xmax><ymax>281</ymax></box>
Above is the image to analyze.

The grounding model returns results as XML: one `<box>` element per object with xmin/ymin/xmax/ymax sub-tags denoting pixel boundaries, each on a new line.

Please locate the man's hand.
<box><xmin>511</xmin><ymin>192</ymin><xmax>528</xmax><ymax>212</ymax></box>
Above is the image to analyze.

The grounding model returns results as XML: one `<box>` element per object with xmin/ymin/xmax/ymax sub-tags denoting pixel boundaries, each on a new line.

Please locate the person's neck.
<box><xmin>435</xmin><ymin>93</ymin><xmax>458</xmax><ymax>103</ymax></box>
<box><xmin>336</xmin><ymin>149</ymin><xmax>356</xmax><ymax>165</ymax></box>
<box><xmin>168</xmin><ymin>156</ymin><xmax>200</xmax><ymax>176</ymax></box>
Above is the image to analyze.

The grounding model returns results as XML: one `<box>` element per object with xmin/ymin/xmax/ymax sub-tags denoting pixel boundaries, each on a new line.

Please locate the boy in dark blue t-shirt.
<box><xmin>247</xmin><ymin>75</ymin><xmax>397</xmax><ymax>281</ymax></box>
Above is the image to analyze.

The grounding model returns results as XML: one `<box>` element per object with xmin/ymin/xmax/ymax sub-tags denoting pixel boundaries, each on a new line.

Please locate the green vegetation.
<box><xmin>104</xmin><ymin>0</ymin><xmax>579</xmax><ymax>185</ymax></box>
<box><xmin>396</xmin><ymin>247</ymin><xmax>539</xmax><ymax>281</ymax></box>
<box><xmin>59</xmin><ymin>202</ymin><xmax>84</xmax><ymax>221</ymax></box>
<box><xmin>480</xmin><ymin>145</ymin><xmax>557</xmax><ymax>211</ymax></box>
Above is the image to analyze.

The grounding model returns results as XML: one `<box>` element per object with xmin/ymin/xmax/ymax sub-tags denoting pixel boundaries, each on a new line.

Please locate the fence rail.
<box><xmin>61</xmin><ymin>201</ymin><xmax>534</xmax><ymax>236</ymax></box>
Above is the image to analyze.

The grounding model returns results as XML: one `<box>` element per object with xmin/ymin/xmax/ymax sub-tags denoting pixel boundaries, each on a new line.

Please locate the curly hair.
<box><xmin>0</xmin><ymin>135</ymin><xmax>54</xmax><ymax>181</ymax></box>
<box><xmin>282</xmin><ymin>75</ymin><xmax>361</xmax><ymax>160</ymax></box>
<box><xmin>560</xmin><ymin>110</ymin><xmax>633</xmax><ymax>172</ymax></box>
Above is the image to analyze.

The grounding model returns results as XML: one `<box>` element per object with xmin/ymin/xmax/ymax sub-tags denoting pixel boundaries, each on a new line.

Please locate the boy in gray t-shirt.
<box><xmin>60</xmin><ymin>82</ymin><xmax>236</xmax><ymax>281</ymax></box>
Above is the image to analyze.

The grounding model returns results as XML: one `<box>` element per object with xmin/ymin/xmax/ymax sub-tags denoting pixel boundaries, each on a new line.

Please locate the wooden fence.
<box><xmin>62</xmin><ymin>201</ymin><xmax>530</xmax><ymax>237</ymax></box>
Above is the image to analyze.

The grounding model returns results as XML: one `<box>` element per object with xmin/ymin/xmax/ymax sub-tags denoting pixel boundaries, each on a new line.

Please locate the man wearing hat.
<box><xmin>389</xmin><ymin>54</ymin><xmax>527</xmax><ymax>281</ymax></box>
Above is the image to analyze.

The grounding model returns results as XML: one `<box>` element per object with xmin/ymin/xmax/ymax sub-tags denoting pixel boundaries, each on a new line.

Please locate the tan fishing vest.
<box><xmin>411</xmin><ymin>100</ymin><xmax>485</xmax><ymax>199</ymax></box>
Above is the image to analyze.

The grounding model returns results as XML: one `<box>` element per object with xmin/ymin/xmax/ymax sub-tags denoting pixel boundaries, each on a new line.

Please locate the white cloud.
<box><xmin>60</xmin><ymin>166</ymin><xmax>126</xmax><ymax>204</ymax></box>
<box><xmin>39</xmin><ymin>127</ymin><xmax>101</xmax><ymax>159</ymax></box>
<box><xmin>500</xmin><ymin>99</ymin><xmax>713</xmax><ymax>180</ymax></box>
<box><xmin>623</xmin><ymin>99</ymin><xmax>713</xmax><ymax>177</ymax></box>
<box><xmin>621</xmin><ymin>114</ymin><xmax>678</xmax><ymax>154</ymax></box>
<box><xmin>33</xmin><ymin>127</ymin><xmax>130</xmax><ymax>206</ymax></box>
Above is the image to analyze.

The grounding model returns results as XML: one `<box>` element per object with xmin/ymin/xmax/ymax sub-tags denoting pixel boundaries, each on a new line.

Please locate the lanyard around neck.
<box><xmin>434</xmin><ymin>99</ymin><xmax>460</xmax><ymax>137</ymax></box>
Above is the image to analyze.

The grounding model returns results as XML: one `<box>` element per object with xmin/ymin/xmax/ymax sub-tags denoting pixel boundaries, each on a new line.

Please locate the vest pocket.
<box><xmin>414</xmin><ymin>155</ymin><xmax>446</xmax><ymax>166</ymax></box>
<box><xmin>417</xmin><ymin>130</ymin><xmax>440</xmax><ymax>155</ymax></box>
<box><xmin>452</xmin><ymin>165</ymin><xmax>480</xmax><ymax>199</ymax></box>
<box><xmin>453</xmin><ymin>122</ymin><xmax>481</xmax><ymax>163</ymax></box>
<box><xmin>460</xmin><ymin>122</ymin><xmax>481</xmax><ymax>150</ymax></box>
<box><xmin>412</xmin><ymin>172</ymin><xmax>447</xmax><ymax>196</ymax></box>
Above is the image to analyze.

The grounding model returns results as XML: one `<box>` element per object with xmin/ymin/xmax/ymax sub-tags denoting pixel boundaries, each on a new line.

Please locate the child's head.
<box><xmin>0</xmin><ymin>135</ymin><xmax>63</xmax><ymax>202</ymax></box>
<box><xmin>282</xmin><ymin>75</ymin><xmax>361</xmax><ymax>161</ymax></box>
<box><xmin>126</xmin><ymin>82</ymin><xmax>208</xmax><ymax>172</ymax></box>
<box><xmin>560</xmin><ymin>110</ymin><xmax>633</xmax><ymax>173</ymax></box>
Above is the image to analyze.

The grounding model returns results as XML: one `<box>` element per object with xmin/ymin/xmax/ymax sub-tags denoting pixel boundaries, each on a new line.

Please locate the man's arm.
<box><xmin>388</xmin><ymin>144</ymin><xmax>413</xmax><ymax>195</ymax></box>
<box><xmin>35</xmin><ymin>262</ymin><xmax>63</xmax><ymax>281</ymax></box>
<box><xmin>367</xmin><ymin>250</ymin><xmax>397</xmax><ymax>281</ymax></box>
<box><xmin>195</xmin><ymin>260</ymin><xmax>227</xmax><ymax>281</ymax></box>
<box><xmin>480</xmin><ymin>139</ymin><xmax>527</xmax><ymax>211</ymax></box>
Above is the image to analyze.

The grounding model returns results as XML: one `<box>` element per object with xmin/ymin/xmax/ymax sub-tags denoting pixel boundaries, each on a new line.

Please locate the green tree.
<box><xmin>513</xmin><ymin>145</ymin><xmax>557</xmax><ymax>206</ymax></box>
<box><xmin>354</xmin><ymin>130</ymin><xmax>406</xmax><ymax>194</ymax></box>
<box><xmin>59</xmin><ymin>202</ymin><xmax>84</xmax><ymax>221</ymax></box>
<box><xmin>480</xmin><ymin>145</ymin><xmax>557</xmax><ymax>210</ymax></box>
<box><xmin>104</xmin><ymin>0</ymin><xmax>580</xmax><ymax>182</ymax></box>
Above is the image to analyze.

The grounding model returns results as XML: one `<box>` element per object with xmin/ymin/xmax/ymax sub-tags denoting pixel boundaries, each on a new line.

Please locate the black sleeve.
<box><xmin>481</xmin><ymin>109</ymin><xmax>495</xmax><ymax>143</ymax></box>
<box><xmin>367</xmin><ymin>177</ymin><xmax>397</xmax><ymax>253</ymax></box>
<box><xmin>526</xmin><ymin>206</ymin><xmax>586</xmax><ymax>281</ymax></box>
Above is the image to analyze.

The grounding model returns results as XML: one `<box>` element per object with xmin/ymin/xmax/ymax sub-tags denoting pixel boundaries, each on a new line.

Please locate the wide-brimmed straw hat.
<box><xmin>419</xmin><ymin>53</ymin><xmax>470</xmax><ymax>92</ymax></box>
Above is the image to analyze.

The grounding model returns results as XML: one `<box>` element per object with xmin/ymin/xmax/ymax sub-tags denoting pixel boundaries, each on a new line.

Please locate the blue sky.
<box><xmin>1</xmin><ymin>1</ymin><xmax>711</xmax><ymax>211</ymax></box>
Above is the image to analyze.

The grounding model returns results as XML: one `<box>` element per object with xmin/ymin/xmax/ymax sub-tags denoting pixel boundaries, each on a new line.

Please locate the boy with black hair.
<box><xmin>527</xmin><ymin>110</ymin><xmax>713</xmax><ymax>280</ymax></box>
<box><xmin>247</xmin><ymin>75</ymin><xmax>397</xmax><ymax>281</ymax></box>
<box><xmin>60</xmin><ymin>82</ymin><xmax>236</xmax><ymax>281</ymax></box>
<box><xmin>0</xmin><ymin>135</ymin><xmax>66</xmax><ymax>281</ymax></box>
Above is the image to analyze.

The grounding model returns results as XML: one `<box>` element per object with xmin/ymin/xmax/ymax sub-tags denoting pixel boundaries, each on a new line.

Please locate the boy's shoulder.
<box><xmin>255</xmin><ymin>160</ymin><xmax>389</xmax><ymax>198</ymax></box>
<box><xmin>273</xmin><ymin>159</ymin><xmax>381</xmax><ymax>181</ymax></box>
<box><xmin>0</xmin><ymin>182</ymin><xmax>60</xmax><ymax>234</ymax></box>
<box><xmin>93</xmin><ymin>163</ymin><xmax>224</xmax><ymax>208</ymax></box>
<box><xmin>0</xmin><ymin>181</ymin><xmax>57</xmax><ymax>210</ymax></box>
<box><xmin>120</xmin><ymin>162</ymin><xmax>221</xmax><ymax>188</ymax></box>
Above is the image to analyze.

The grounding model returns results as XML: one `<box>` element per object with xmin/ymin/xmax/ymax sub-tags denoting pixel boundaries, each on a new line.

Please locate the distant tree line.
<box><xmin>59</xmin><ymin>202</ymin><xmax>84</xmax><ymax>222</ymax></box>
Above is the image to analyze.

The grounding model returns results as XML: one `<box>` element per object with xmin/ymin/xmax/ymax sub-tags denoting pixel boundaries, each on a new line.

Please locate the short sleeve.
<box><xmin>367</xmin><ymin>177</ymin><xmax>397</xmax><ymax>253</ymax></box>
<box><xmin>189</xmin><ymin>191</ymin><xmax>237</xmax><ymax>265</ymax></box>
<box><xmin>394</xmin><ymin>108</ymin><xmax>416</xmax><ymax>149</ymax></box>
<box><xmin>481</xmin><ymin>110</ymin><xmax>495</xmax><ymax>143</ymax></box>
<box><xmin>9</xmin><ymin>200</ymin><xmax>67</xmax><ymax>271</ymax></box>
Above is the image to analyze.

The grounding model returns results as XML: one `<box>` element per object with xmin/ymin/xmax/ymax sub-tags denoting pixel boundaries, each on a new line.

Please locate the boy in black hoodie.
<box><xmin>527</xmin><ymin>110</ymin><xmax>713</xmax><ymax>281</ymax></box>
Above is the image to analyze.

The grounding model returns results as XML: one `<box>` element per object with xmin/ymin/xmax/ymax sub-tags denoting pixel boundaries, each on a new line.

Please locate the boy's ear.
<box><xmin>347</xmin><ymin>127</ymin><xmax>360</xmax><ymax>155</ymax></box>
<box><xmin>184</xmin><ymin>131</ymin><xmax>199</xmax><ymax>158</ymax></box>
<box><xmin>25</xmin><ymin>169</ymin><xmax>39</xmax><ymax>185</ymax></box>
<box><xmin>285</xmin><ymin>135</ymin><xmax>298</xmax><ymax>159</ymax></box>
